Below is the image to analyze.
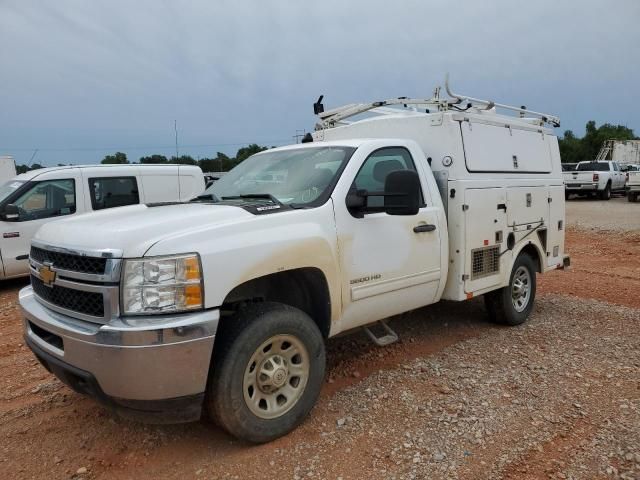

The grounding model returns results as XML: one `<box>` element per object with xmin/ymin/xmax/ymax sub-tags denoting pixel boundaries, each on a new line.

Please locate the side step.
<box><xmin>362</xmin><ymin>320</ymin><xmax>399</xmax><ymax>347</ymax></box>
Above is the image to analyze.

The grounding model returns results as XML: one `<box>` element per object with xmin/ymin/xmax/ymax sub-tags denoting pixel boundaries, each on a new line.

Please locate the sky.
<box><xmin>1</xmin><ymin>0</ymin><xmax>639</xmax><ymax>167</ymax></box>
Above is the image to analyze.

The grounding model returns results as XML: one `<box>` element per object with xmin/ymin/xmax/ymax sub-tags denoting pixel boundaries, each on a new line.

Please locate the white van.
<box><xmin>0</xmin><ymin>164</ymin><xmax>204</xmax><ymax>279</ymax></box>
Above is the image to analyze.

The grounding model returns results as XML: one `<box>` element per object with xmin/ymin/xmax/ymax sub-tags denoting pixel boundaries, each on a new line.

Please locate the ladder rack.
<box><xmin>314</xmin><ymin>75</ymin><xmax>561</xmax><ymax>130</ymax></box>
<box><xmin>596</xmin><ymin>140</ymin><xmax>614</xmax><ymax>161</ymax></box>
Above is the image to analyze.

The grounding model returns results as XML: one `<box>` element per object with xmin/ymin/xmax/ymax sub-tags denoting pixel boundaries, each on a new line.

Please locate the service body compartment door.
<box><xmin>464</xmin><ymin>188</ymin><xmax>507</xmax><ymax>292</ymax></box>
<box><xmin>506</xmin><ymin>186</ymin><xmax>549</xmax><ymax>227</ymax></box>
<box><xmin>461</xmin><ymin>121</ymin><xmax>551</xmax><ymax>173</ymax></box>
<box><xmin>546</xmin><ymin>186</ymin><xmax>565</xmax><ymax>267</ymax></box>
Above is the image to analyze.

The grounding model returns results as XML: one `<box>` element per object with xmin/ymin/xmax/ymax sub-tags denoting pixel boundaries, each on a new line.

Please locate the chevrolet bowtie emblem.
<box><xmin>39</xmin><ymin>264</ymin><xmax>56</xmax><ymax>287</ymax></box>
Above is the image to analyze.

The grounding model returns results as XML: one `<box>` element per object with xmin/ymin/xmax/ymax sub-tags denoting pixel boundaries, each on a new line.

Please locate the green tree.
<box><xmin>15</xmin><ymin>163</ymin><xmax>44</xmax><ymax>174</ymax></box>
<box><xmin>169</xmin><ymin>155</ymin><xmax>197</xmax><ymax>165</ymax></box>
<box><xmin>101</xmin><ymin>152</ymin><xmax>129</xmax><ymax>164</ymax></box>
<box><xmin>558</xmin><ymin>121</ymin><xmax>637</xmax><ymax>163</ymax></box>
<box><xmin>139</xmin><ymin>154</ymin><xmax>168</xmax><ymax>164</ymax></box>
<box><xmin>235</xmin><ymin>144</ymin><xmax>267</xmax><ymax>164</ymax></box>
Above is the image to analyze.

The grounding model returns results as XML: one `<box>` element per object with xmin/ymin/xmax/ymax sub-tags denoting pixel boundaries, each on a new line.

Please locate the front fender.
<box><xmin>145</xmin><ymin>202</ymin><xmax>342</xmax><ymax>322</ymax></box>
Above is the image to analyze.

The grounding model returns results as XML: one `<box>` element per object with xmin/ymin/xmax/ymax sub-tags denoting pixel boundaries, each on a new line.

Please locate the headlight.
<box><xmin>121</xmin><ymin>253</ymin><xmax>203</xmax><ymax>315</ymax></box>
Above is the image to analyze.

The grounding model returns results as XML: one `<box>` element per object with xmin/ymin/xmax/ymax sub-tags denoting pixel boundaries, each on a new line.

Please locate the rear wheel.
<box><xmin>564</xmin><ymin>191</ymin><xmax>570</xmax><ymax>200</ymax></box>
<box><xmin>485</xmin><ymin>253</ymin><xmax>537</xmax><ymax>326</ymax></box>
<box><xmin>629</xmin><ymin>192</ymin><xmax>637</xmax><ymax>202</ymax></box>
<box><xmin>599</xmin><ymin>183</ymin><xmax>611</xmax><ymax>200</ymax></box>
<box><xmin>207</xmin><ymin>302</ymin><xmax>325</xmax><ymax>443</ymax></box>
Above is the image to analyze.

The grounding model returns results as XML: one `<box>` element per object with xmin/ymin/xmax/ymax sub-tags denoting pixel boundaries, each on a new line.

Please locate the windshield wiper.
<box><xmin>221</xmin><ymin>193</ymin><xmax>282</xmax><ymax>205</ymax></box>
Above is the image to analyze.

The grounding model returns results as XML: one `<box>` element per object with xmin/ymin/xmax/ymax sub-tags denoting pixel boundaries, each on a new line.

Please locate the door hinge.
<box><xmin>462</xmin><ymin>274</ymin><xmax>470</xmax><ymax>281</ymax></box>
<box><xmin>547</xmin><ymin>197</ymin><xmax>552</xmax><ymax>203</ymax></box>
<box><xmin>462</xmin><ymin>204</ymin><xmax>469</xmax><ymax>211</ymax></box>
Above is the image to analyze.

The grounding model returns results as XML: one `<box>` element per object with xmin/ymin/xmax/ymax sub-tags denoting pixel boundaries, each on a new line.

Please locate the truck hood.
<box><xmin>33</xmin><ymin>203</ymin><xmax>254</xmax><ymax>257</ymax></box>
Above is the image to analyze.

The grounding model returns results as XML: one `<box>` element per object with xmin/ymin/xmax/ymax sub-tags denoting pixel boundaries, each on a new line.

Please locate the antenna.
<box><xmin>27</xmin><ymin>149</ymin><xmax>39</xmax><ymax>167</ymax></box>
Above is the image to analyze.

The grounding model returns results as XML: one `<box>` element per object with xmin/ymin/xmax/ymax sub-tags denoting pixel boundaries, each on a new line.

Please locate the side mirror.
<box><xmin>345</xmin><ymin>189</ymin><xmax>368</xmax><ymax>218</ymax></box>
<box><xmin>0</xmin><ymin>204</ymin><xmax>20</xmax><ymax>221</ymax></box>
<box><xmin>384</xmin><ymin>170</ymin><xmax>420</xmax><ymax>216</ymax></box>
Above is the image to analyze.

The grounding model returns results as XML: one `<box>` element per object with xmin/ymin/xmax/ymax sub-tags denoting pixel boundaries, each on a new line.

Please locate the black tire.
<box><xmin>629</xmin><ymin>192</ymin><xmax>636</xmax><ymax>202</ymax></box>
<box><xmin>599</xmin><ymin>183</ymin><xmax>611</xmax><ymax>200</ymax></box>
<box><xmin>564</xmin><ymin>191</ymin><xmax>570</xmax><ymax>200</ymax></box>
<box><xmin>207</xmin><ymin>302</ymin><xmax>325</xmax><ymax>443</ymax></box>
<box><xmin>484</xmin><ymin>253</ymin><xmax>537</xmax><ymax>326</ymax></box>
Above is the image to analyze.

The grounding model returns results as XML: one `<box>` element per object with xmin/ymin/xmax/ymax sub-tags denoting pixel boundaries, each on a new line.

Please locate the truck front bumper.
<box><xmin>626</xmin><ymin>185</ymin><xmax>640</xmax><ymax>193</ymax></box>
<box><xmin>20</xmin><ymin>286</ymin><xmax>219</xmax><ymax>423</ymax></box>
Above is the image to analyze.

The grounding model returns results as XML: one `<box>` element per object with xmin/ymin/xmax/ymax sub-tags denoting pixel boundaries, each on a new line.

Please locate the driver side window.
<box><xmin>13</xmin><ymin>179</ymin><xmax>76</xmax><ymax>222</ymax></box>
<box><xmin>352</xmin><ymin>147</ymin><xmax>423</xmax><ymax>208</ymax></box>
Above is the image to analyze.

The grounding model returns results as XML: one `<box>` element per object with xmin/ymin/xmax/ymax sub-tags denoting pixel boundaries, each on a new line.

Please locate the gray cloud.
<box><xmin>1</xmin><ymin>0</ymin><xmax>638</xmax><ymax>165</ymax></box>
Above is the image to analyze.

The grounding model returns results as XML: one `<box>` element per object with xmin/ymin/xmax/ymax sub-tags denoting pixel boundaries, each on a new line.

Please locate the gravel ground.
<box><xmin>0</xmin><ymin>204</ymin><xmax>639</xmax><ymax>479</ymax></box>
<box><xmin>566</xmin><ymin>196</ymin><xmax>640</xmax><ymax>232</ymax></box>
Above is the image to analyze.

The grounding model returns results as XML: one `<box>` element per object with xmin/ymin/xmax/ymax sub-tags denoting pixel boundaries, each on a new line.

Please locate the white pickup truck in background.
<box><xmin>19</xmin><ymin>84</ymin><xmax>569</xmax><ymax>443</ymax></box>
<box><xmin>563</xmin><ymin>160</ymin><xmax>626</xmax><ymax>200</ymax></box>
<box><xmin>626</xmin><ymin>168</ymin><xmax>640</xmax><ymax>202</ymax></box>
<box><xmin>0</xmin><ymin>164</ymin><xmax>205</xmax><ymax>280</ymax></box>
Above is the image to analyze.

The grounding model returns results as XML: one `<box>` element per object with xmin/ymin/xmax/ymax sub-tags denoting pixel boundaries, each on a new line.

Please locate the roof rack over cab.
<box><xmin>314</xmin><ymin>75</ymin><xmax>561</xmax><ymax>130</ymax></box>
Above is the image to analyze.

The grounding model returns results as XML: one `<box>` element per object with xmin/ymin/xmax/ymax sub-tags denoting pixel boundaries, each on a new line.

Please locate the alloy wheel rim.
<box><xmin>243</xmin><ymin>334</ymin><xmax>310</xmax><ymax>419</ymax></box>
<box><xmin>511</xmin><ymin>266</ymin><xmax>531</xmax><ymax>313</ymax></box>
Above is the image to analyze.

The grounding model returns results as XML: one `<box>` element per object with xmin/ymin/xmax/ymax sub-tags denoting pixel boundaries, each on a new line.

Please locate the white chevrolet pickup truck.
<box><xmin>20</xmin><ymin>86</ymin><xmax>569</xmax><ymax>442</ymax></box>
<box><xmin>563</xmin><ymin>160</ymin><xmax>626</xmax><ymax>200</ymax></box>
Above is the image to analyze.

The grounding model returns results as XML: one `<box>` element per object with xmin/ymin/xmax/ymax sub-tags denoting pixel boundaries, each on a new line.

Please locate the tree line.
<box><xmin>558</xmin><ymin>121</ymin><xmax>637</xmax><ymax>163</ymax></box>
<box><xmin>12</xmin><ymin>122</ymin><xmax>639</xmax><ymax>174</ymax></box>
<box><xmin>100</xmin><ymin>144</ymin><xmax>269</xmax><ymax>171</ymax></box>
<box><xmin>14</xmin><ymin>144</ymin><xmax>269</xmax><ymax>174</ymax></box>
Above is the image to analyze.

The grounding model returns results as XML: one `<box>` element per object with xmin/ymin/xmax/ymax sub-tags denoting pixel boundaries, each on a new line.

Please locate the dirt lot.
<box><xmin>1</xmin><ymin>200</ymin><xmax>639</xmax><ymax>480</ymax></box>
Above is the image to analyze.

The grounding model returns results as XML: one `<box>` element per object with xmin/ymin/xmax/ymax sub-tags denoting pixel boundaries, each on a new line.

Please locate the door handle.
<box><xmin>413</xmin><ymin>224</ymin><xmax>436</xmax><ymax>233</ymax></box>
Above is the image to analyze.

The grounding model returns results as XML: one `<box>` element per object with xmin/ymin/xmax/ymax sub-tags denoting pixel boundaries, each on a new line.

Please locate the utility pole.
<box><xmin>174</xmin><ymin>120</ymin><xmax>179</xmax><ymax>161</ymax></box>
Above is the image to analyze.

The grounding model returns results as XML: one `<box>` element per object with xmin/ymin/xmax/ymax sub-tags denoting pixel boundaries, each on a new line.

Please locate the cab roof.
<box><xmin>12</xmin><ymin>164</ymin><xmax>198</xmax><ymax>182</ymax></box>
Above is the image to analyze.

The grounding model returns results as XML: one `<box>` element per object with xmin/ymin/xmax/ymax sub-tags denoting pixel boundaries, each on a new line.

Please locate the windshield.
<box><xmin>0</xmin><ymin>180</ymin><xmax>25</xmax><ymax>205</ymax></box>
<box><xmin>201</xmin><ymin>146</ymin><xmax>355</xmax><ymax>206</ymax></box>
<box><xmin>577</xmin><ymin>162</ymin><xmax>609</xmax><ymax>172</ymax></box>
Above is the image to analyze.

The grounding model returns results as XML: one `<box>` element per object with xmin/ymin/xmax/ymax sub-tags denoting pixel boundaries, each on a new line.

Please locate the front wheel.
<box><xmin>485</xmin><ymin>253</ymin><xmax>537</xmax><ymax>326</ymax></box>
<box><xmin>207</xmin><ymin>302</ymin><xmax>325</xmax><ymax>443</ymax></box>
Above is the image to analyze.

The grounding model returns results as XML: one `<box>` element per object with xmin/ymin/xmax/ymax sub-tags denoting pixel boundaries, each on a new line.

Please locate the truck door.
<box><xmin>1</xmin><ymin>174</ymin><xmax>82</xmax><ymax>278</ymax></box>
<box><xmin>333</xmin><ymin>146</ymin><xmax>442</xmax><ymax>332</ymax></box>
<box><xmin>612</xmin><ymin>163</ymin><xmax>624</xmax><ymax>190</ymax></box>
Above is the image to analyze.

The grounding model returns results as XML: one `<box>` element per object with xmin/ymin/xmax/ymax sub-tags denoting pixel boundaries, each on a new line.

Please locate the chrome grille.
<box><xmin>471</xmin><ymin>246</ymin><xmax>500</xmax><ymax>280</ymax></box>
<box><xmin>29</xmin><ymin>242</ymin><xmax>122</xmax><ymax>323</ymax></box>
<box><xmin>30</xmin><ymin>246</ymin><xmax>107</xmax><ymax>275</ymax></box>
<box><xmin>31</xmin><ymin>275</ymin><xmax>105</xmax><ymax>318</ymax></box>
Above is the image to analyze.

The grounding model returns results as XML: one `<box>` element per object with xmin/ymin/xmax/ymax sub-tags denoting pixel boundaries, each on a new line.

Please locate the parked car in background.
<box><xmin>0</xmin><ymin>164</ymin><xmax>205</xmax><ymax>279</ymax></box>
<box><xmin>563</xmin><ymin>160</ymin><xmax>626</xmax><ymax>200</ymax></box>
<box><xmin>626</xmin><ymin>167</ymin><xmax>640</xmax><ymax>202</ymax></box>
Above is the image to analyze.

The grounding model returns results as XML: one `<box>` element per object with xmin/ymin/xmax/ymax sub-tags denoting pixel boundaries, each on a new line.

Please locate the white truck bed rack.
<box><xmin>314</xmin><ymin>76</ymin><xmax>561</xmax><ymax>130</ymax></box>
